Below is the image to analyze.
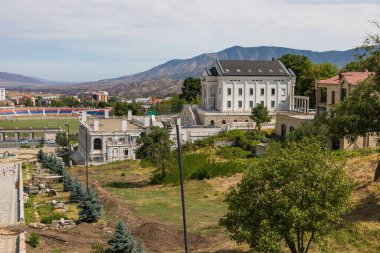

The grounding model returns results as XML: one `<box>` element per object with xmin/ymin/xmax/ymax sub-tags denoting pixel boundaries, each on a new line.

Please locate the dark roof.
<box><xmin>215</xmin><ymin>60</ymin><xmax>292</xmax><ymax>76</ymax></box>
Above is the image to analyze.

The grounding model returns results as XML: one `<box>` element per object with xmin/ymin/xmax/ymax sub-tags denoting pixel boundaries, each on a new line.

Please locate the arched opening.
<box><xmin>234</xmin><ymin>120</ymin><xmax>237</xmax><ymax>122</ymax></box>
<box><xmin>222</xmin><ymin>120</ymin><xmax>226</xmax><ymax>125</ymax></box>
<box><xmin>289</xmin><ymin>126</ymin><xmax>295</xmax><ymax>132</ymax></box>
<box><xmin>210</xmin><ymin>120</ymin><xmax>215</xmax><ymax>126</ymax></box>
<box><xmin>93</xmin><ymin>138</ymin><xmax>102</xmax><ymax>150</ymax></box>
<box><xmin>281</xmin><ymin>124</ymin><xmax>286</xmax><ymax>137</ymax></box>
<box><xmin>245</xmin><ymin>120</ymin><xmax>249</xmax><ymax>122</ymax></box>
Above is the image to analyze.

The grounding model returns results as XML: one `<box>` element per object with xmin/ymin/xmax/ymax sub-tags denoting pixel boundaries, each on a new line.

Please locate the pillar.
<box><xmin>15</xmin><ymin>132</ymin><xmax>20</xmax><ymax>141</ymax></box>
<box><xmin>0</xmin><ymin>133</ymin><xmax>4</xmax><ymax>141</ymax></box>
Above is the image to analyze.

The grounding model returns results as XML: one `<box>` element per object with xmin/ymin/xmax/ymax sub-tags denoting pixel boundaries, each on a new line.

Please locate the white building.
<box><xmin>0</xmin><ymin>88</ymin><xmax>5</xmax><ymax>101</ymax></box>
<box><xmin>202</xmin><ymin>60</ymin><xmax>295</xmax><ymax>113</ymax></box>
<box><xmin>181</xmin><ymin>60</ymin><xmax>296</xmax><ymax>127</ymax></box>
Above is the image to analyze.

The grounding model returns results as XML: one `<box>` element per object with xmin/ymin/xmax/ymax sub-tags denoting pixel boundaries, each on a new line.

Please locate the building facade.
<box><xmin>315</xmin><ymin>71</ymin><xmax>378</xmax><ymax>150</ymax></box>
<box><xmin>201</xmin><ymin>60</ymin><xmax>296</xmax><ymax>113</ymax></box>
<box><xmin>75</xmin><ymin>115</ymin><xmax>143</xmax><ymax>164</ymax></box>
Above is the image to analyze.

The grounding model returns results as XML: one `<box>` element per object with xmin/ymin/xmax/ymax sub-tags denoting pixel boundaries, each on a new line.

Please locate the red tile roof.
<box><xmin>318</xmin><ymin>71</ymin><xmax>374</xmax><ymax>85</ymax></box>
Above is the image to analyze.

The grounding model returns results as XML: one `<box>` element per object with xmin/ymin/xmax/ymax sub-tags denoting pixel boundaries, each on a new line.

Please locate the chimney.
<box><xmin>364</xmin><ymin>69</ymin><xmax>369</xmax><ymax>72</ymax></box>
<box><xmin>121</xmin><ymin>119</ymin><xmax>128</xmax><ymax>132</ymax></box>
<box><xmin>81</xmin><ymin>111</ymin><xmax>87</xmax><ymax>122</ymax></box>
<box><xmin>127</xmin><ymin>110</ymin><xmax>132</xmax><ymax>121</ymax></box>
<box><xmin>338</xmin><ymin>73</ymin><xmax>343</xmax><ymax>80</ymax></box>
<box><xmin>93</xmin><ymin>119</ymin><xmax>99</xmax><ymax>131</ymax></box>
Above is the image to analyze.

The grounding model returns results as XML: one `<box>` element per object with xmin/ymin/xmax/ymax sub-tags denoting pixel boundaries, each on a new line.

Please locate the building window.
<box><xmin>222</xmin><ymin>120</ymin><xmax>226</xmax><ymax>124</ymax></box>
<box><xmin>289</xmin><ymin>126</ymin><xmax>295</xmax><ymax>132</ymax></box>
<box><xmin>250</xmin><ymin>88</ymin><xmax>254</xmax><ymax>95</ymax></box>
<box><xmin>281</xmin><ymin>88</ymin><xmax>286</xmax><ymax>96</ymax></box>
<box><xmin>341</xmin><ymin>88</ymin><xmax>347</xmax><ymax>100</ymax></box>
<box><xmin>281</xmin><ymin>100</ymin><xmax>286</xmax><ymax>104</ymax></box>
<box><xmin>124</xmin><ymin>149</ymin><xmax>129</xmax><ymax>156</ymax></box>
<box><xmin>227</xmin><ymin>88</ymin><xmax>232</xmax><ymax>96</ymax></box>
<box><xmin>210</xmin><ymin>120</ymin><xmax>215</xmax><ymax>126</ymax></box>
<box><xmin>271</xmin><ymin>88</ymin><xmax>275</xmax><ymax>96</ymax></box>
<box><xmin>249</xmin><ymin>101</ymin><xmax>254</xmax><ymax>107</ymax></box>
<box><xmin>227</xmin><ymin>101</ymin><xmax>231</xmax><ymax>108</ymax></box>
<box><xmin>271</xmin><ymin>101</ymin><xmax>275</xmax><ymax>108</ymax></box>
<box><xmin>238</xmin><ymin>88</ymin><xmax>243</xmax><ymax>96</ymax></box>
<box><xmin>260</xmin><ymin>101</ymin><xmax>264</xmax><ymax>106</ymax></box>
<box><xmin>331</xmin><ymin>91</ymin><xmax>336</xmax><ymax>105</ymax></box>
<box><xmin>260</xmin><ymin>88</ymin><xmax>265</xmax><ymax>96</ymax></box>
<box><xmin>93</xmin><ymin>138</ymin><xmax>102</xmax><ymax>150</ymax></box>
<box><xmin>238</xmin><ymin>101</ymin><xmax>243</xmax><ymax>108</ymax></box>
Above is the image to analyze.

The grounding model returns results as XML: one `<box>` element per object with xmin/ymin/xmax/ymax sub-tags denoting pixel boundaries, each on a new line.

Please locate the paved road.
<box><xmin>0</xmin><ymin>163</ymin><xmax>19</xmax><ymax>253</ymax></box>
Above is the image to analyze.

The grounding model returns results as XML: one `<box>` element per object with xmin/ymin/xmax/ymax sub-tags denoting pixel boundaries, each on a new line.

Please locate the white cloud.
<box><xmin>0</xmin><ymin>0</ymin><xmax>379</xmax><ymax>81</ymax></box>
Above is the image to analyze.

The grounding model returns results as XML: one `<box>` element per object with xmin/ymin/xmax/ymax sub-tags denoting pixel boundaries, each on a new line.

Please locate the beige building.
<box><xmin>315</xmin><ymin>71</ymin><xmax>378</xmax><ymax>149</ymax></box>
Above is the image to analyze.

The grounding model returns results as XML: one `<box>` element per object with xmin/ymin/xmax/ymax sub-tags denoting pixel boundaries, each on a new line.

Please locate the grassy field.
<box><xmin>0</xmin><ymin>118</ymin><xmax>79</xmax><ymax>133</ymax></box>
<box><xmin>69</xmin><ymin>151</ymin><xmax>380</xmax><ymax>252</ymax></box>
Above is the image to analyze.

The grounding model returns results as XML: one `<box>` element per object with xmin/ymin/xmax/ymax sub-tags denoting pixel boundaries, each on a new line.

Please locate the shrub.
<box><xmin>150</xmin><ymin>171</ymin><xmax>166</xmax><ymax>185</ymax></box>
<box><xmin>29</xmin><ymin>232</ymin><xmax>40</xmax><ymax>248</ymax></box>
<box><xmin>91</xmin><ymin>241</ymin><xmax>105</xmax><ymax>253</ymax></box>
<box><xmin>189</xmin><ymin>167</ymin><xmax>210</xmax><ymax>180</ymax></box>
<box><xmin>217</xmin><ymin>147</ymin><xmax>251</xmax><ymax>160</ymax></box>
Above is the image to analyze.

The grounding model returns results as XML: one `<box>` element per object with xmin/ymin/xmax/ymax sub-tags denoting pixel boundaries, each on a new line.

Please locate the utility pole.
<box><xmin>85</xmin><ymin>128</ymin><xmax>89</xmax><ymax>192</ymax></box>
<box><xmin>175</xmin><ymin>118</ymin><xmax>188</xmax><ymax>253</ymax></box>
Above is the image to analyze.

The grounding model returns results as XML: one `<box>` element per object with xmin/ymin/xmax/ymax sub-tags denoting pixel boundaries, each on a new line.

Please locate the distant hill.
<box><xmin>111</xmin><ymin>46</ymin><xmax>358</xmax><ymax>82</ymax></box>
<box><xmin>2</xmin><ymin>46</ymin><xmax>359</xmax><ymax>96</ymax></box>
<box><xmin>70</xmin><ymin>46</ymin><xmax>358</xmax><ymax>97</ymax></box>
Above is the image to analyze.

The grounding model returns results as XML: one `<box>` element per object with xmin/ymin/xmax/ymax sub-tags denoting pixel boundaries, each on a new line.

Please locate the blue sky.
<box><xmin>0</xmin><ymin>0</ymin><xmax>379</xmax><ymax>82</ymax></box>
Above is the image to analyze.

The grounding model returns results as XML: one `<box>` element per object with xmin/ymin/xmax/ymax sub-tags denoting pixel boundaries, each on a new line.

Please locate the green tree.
<box><xmin>25</xmin><ymin>97</ymin><xmax>34</xmax><ymax>107</ymax></box>
<box><xmin>51</xmin><ymin>100</ymin><xmax>67</xmax><ymax>107</ymax></box>
<box><xmin>220</xmin><ymin>139</ymin><xmax>355</xmax><ymax>253</ymax></box>
<box><xmin>180</xmin><ymin>77</ymin><xmax>202</xmax><ymax>103</ymax></box>
<box><xmin>329</xmin><ymin>22</ymin><xmax>380</xmax><ymax>181</ymax></box>
<box><xmin>108</xmin><ymin>221</ymin><xmax>141</xmax><ymax>253</ymax></box>
<box><xmin>70</xmin><ymin>180</ymin><xmax>85</xmax><ymax>203</ymax></box>
<box><xmin>250</xmin><ymin>103</ymin><xmax>271</xmax><ymax>131</ymax></box>
<box><xmin>55</xmin><ymin>132</ymin><xmax>69</xmax><ymax>147</ymax></box>
<box><xmin>136</xmin><ymin>126</ymin><xmax>173</xmax><ymax>176</ymax></box>
<box><xmin>79</xmin><ymin>188</ymin><xmax>102</xmax><ymax>222</ymax></box>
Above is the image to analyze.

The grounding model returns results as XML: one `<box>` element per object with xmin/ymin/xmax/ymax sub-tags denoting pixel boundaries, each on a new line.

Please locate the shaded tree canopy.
<box><xmin>180</xmin><ymin>77</ymin><xmax>201</xmax><ymax>104</ymax></box>
<box><xmin>136</xmin><ymin>126</ymin><xmax>173</xmax><ymax>176</ymax></box>
<box><xmin>220</xmin><ymin>139</ymin><xmax>355</xmax><ymax>253</ymax></box>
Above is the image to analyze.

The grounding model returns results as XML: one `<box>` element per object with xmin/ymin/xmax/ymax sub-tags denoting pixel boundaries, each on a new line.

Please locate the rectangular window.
<box><xmin>249</xmin><ymin>101</ymin><xmax>254</xmax><ymax>107</ymax></box>
<box><xmin>250</xmin><ymin>88</ymin><xmax>254</xmax><ymax>95</ymax></box>
<box><xmin>271</xmin><ymin>88</ymin><xmax>275</xmax><ymax>96</ymax></box>
<box><xmin>271</xmin><ymin>101</ymin><xmax>275</xmax><ymax>108</ymax></box>
<box><xmin>281</xmin><ymin>88</ymin><xmax>286</xmax><ymax>96</ymax></box>
<box><xmin>124</xmin><ymin>149</ymin><xmax>129</xmax><ymax>156</ymax></box>
<box><xmin>227</xmin><ymin>88</ymin><xmax>232</xmax><ymax>96</ymax></box>
<box><xmin>341</xmin><ymin>88</ymin><xmax>347</xmax><ymax>100</ymax></box>
<box><xmin>260</xmin><ymin>88</ymin><xmax>265</xmax><ymax>96</ymax></box>
<box><xmin>238</xmin><ymin>101</ymin><xmax>243</xmax><ymax>108</ymax></box>
<box><xmin>238</xmin><ymin>88</ymin><xmax>243</xmax><ymax>96</ymax></box>
<box><xmin>331</xmin><ymin>91</ymin><xmax>336</xmax><ymax>104</ymax></box>
<box><xmin>260</xmin><ymin>101</ymin><xmax>264</xmax><ymax>106</ymax></box>
<box><xmin>227</xmin><ymin>101</ymin><xmax>231</xmax><ymax>108</ymax></box>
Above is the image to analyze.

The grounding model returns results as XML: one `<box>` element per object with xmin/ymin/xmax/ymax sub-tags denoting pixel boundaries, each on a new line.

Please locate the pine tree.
<box><xmin>63</xmin><ymin>174</ymin><xmax>73</xmax><ymax>192</ymax></box>
<box><xmin>37</xmin><ymin>149</ymin><xmax>44</xmax><ymax>162</ymax></box>
<box><xmin>79</xmin><ymin>188</ymin><xmax>102</xmax><ymax>222</ymax></box>
<box><xmin>108</xmin><ymin>221</ymin><xmax>138</xmax><ymax>253</ymax></box>
<box><xmin>69</xmin><ymin>180</ymin><xmax>84</xmax><ymax>203</ymax></box>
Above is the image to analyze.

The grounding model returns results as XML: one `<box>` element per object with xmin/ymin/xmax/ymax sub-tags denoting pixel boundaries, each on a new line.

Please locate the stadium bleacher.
<box><xmin>0</xmin><ymin>108</ymin><xmax>105</xmax><ymax>117</ymax></box>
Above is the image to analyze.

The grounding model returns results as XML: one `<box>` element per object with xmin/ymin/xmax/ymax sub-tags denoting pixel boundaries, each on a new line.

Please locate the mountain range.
<box><xmin>0</xmin><ymin>46</ymin><xmax>359</xmax><ymax>96</ymax></box>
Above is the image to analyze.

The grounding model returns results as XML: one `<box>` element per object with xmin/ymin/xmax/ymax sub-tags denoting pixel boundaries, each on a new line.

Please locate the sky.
<box><xmin>0</xmin><ymin>0</ymin><xmax>379</xmax><ymax>82</ymax></box>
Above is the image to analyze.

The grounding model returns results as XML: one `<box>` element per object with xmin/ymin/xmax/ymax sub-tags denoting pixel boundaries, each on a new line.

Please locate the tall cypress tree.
<box><xmin>78</xmin><ymin>188</ymin><xmax>102</xmax><ymax>222</ymax></box>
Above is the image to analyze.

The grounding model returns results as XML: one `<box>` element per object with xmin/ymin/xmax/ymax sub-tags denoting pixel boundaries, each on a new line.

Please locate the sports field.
<box><xmin>0</xmin><ymin>118</ymin><xmax>79</xmax><ymax>133</ymax></box>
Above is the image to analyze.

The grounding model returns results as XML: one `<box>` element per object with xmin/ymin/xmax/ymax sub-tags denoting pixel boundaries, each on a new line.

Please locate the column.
<box><xmin>15</xmin><ymin>132</ymin><xmax>20</xmax><ymax>141</ymax></box>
